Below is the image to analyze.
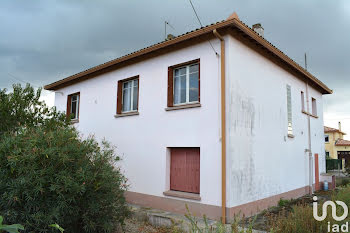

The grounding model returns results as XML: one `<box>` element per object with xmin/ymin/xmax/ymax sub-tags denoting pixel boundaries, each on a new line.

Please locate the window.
<box><xmin>117</xmin><ymin>76</ymin><xmax>139</xmax><ymax>114</ymax></box>
<box><xmin>325</xmin><ymin>134</ymin><xmax>329</xmax><ymax>143</ymax></box>
<box><xmin>312</xmin><ymin>97</ymin><xmax>317</xmax><ymax>116</ymax></box>
<box><xmin>301</xmin><ymin>91</ymin><xmax>305</xmax><ymax>111</ymax></box>
<box><xmin>67</xmin><ymin>92</ymin><xmax>80</xmax><ymax>120</ymax></box>
<box><xmin>170</xmin><ymin>148</ymin><xmax>200</xmax><ymax>194</ymax></box>
<box><xmin>168</xmin><ymin>59</ymin><xmax>200</xmax><ymax>107</ymax></box>
<box><xmin>326</xmin><ymin>151</ymin><xmax>330</xmax><ymax>158</ymax></box>
<box><xmin>286</xmin><ymin>85</ymin><xmax>293</xmax><ymax>135</ymax></box>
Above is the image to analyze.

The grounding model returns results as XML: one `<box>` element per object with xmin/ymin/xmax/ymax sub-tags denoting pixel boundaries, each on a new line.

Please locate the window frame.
<box><xmin>117</xmin><ymin>75</ymin><xmax>139</xmax><ymax>115</ymax></box>
<box><xmin>67</xmin><ymin>92</ymin><xmax>80</xmax><ymax>121</ymax></box>
<box><xmin>312</xmin><ymin>97</ymin><xmax>317</xmax><ymax>116</ymax></box>
<box><xmin>286</xmin><ymin>85</ymin><xmax>293</xmax><ymax>136</ymax></box>
<box><xmin>168</xmin><ymin>59</ymin><xmax>200</xmax><ymax>107</ymax></box>
<box><xmin>325</xmin><ymin>134</ymin><xmax>329</xmax><ymax>143</ymax></box>
<box><xmin>301</xmin><ymin>91</ymin><xmax>305</xmax><ymax>112</ymax></box>
<box><xmin>325</xmin><ymin>151</ymin><xmax>330</xmax><ymax>158</ymax></box>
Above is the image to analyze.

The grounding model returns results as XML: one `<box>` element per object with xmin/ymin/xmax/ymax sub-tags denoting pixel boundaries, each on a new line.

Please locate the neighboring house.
<box><xmin>44</xmin><ymin>12</ymin><xmax>332</xmax><ymax>221</ymax></box>
<box><xmin>324</xmin><ymin>123</ymin><xmax>350</xmax><ymax>164</ymax></box>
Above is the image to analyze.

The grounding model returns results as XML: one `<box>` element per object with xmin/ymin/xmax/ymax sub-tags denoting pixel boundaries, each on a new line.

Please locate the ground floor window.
<box><xmin>170</xmin><ymin>147</ymin><xmax>200</xmax><ymax>194</ymax></box>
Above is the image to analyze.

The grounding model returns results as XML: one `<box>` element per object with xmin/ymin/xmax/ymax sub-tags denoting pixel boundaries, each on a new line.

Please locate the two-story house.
<box><xmin>325</xmin><ymin>123</ymin><xmax>350</xmax><ymax>166</ymax></box>
<box><xmin>44</xmin><ymin>12</ymin><xmax>332</xmax><ymax>222</ymax></box>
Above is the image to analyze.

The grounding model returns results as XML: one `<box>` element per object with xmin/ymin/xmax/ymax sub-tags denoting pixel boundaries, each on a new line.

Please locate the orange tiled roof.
<box><xmin>335</xmin><ymin>139</ymin><xmax>350</xmax><ymax>146</ymax></box>
<box><xmin>324</xmin><ymin>126</ymin><xmax>346</xmax><ymax>135</ymax></box>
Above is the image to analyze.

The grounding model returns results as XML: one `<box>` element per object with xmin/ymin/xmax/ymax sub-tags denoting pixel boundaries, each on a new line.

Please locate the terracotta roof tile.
<box><xmin>336</xmin><ymin>139</ymin><xmax>350</xmax><ymax>146</ymax></box>
<box><xmin>324</xmin><ymin>126</ymin><xmax>346</xmax><ymax>135</ymax></box>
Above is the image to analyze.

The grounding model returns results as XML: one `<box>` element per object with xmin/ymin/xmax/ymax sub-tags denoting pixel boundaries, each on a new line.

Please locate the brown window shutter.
<box><xmin>167</xmin><ymin>67</ymin><xmax>174</xmax><ymax>107</ymax></box>
<box><xmin>170</xmin><ymin>148</ymin><xmax>200</xmax><ymax>194</ymax></box>
<box><xmin>66</xmin><ymin>95</ymin><xmax>71</xmax><ymax>118</ymax></box>
<box><xmin>116</xmin><ymin>80</ymin><xmax>123</xmax><ymax>114</ymax></box>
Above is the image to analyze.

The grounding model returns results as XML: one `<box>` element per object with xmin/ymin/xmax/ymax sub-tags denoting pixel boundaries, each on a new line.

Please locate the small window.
<box><xmin>301</xmin><ymin>91</ymin><xmax>305</xmax><ymax>111</ymax></box>
<box><xmin>67</xmin><ymin>92</ymin><xmax>80</xmax><ymax>120</ymax></box>
<box><xmin>325</xmin><ymin>134</ymin><xmax>329</xmax><ymax>143</ymax></box>
<box><xmin>312</xmin><ymin>98</ymin><xmax>317</xmax><ymax>116</ymax></box>
<box><xmin>117</xmin><ymin>76</ymin><xmax>139</xmax><ymax>114</ymax></box>
<box><xmin>326</xmin><ymin>151</ymin><xmax>330</xmax><ymax>158</ymax></box>
<box><xmin>168</xmin><ymin>59</ymin><xmax>200</xmax><ymax>107</ymax></box>
<box><xmin>286</xmin><ymin>85</ymin><xmax>293</xmax><ymax>135</ymax></box>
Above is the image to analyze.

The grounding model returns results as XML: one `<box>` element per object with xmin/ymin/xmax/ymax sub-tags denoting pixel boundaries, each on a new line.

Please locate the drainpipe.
<box><xmin>213</xmin><ymin>29</ymin><xmax>226</xmax><ymax>224</ymax></box>
<box><xmin>306</xmin><ymin>82</ymin><xmax>313</xmax><ymax>194</ymax></box>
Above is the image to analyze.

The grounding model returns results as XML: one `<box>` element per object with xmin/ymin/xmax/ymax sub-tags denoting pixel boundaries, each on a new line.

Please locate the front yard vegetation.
<box><xmin>0</xmin><ymin>84</ymin><xmax>128</xmax><ymax>232</ymax></box>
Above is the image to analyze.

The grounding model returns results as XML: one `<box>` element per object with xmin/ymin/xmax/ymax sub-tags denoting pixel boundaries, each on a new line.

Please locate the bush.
<box><xmin>0</xmin><ymin>84</ymin><xmax>129</xmax><ymax>232</ymax></box>
<box><xmin>278</xmin><ymin>198</ymin><xmax>291</xmax><ymax>208</ymax></box>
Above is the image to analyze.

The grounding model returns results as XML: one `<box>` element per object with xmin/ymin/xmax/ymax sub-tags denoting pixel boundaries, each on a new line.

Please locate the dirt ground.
<box><xmin>116</xmin><ymin>218</ymin><xmax>174</xmax><ymax>233</ymax></box>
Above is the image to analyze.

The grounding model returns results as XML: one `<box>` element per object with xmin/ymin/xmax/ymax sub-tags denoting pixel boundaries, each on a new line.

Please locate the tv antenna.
<box><xmin>164</xmin><ymin>21</ymin><xmax>175</xmax><ymax>40</ymax></box>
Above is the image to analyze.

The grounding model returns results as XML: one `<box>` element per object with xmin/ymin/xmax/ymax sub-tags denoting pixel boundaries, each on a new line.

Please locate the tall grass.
<box><xmin>184</xmin><ymin>205</ymin><xmax>256</xmax><ymax>233</ymax></box>
<box><xmin>269</xmin><ymin>186</ymin><xmax>350</xmax><ymax>233</ymax></box>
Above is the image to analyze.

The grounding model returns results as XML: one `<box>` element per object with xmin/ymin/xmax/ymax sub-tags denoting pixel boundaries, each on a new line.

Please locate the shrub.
<box><xmin>0</xmin><ymin>84</ymin><xmax>129</xmax><ymax>232</ymax></box>
<box><xmin>0</xmin><ymin>84</ymin><xmax>68</xmax><ymax>137</ymax></box>
<box><xmin>277</xmin><ymin>198</ymin><xmax>291</xmax><ymax>208</ymax></box>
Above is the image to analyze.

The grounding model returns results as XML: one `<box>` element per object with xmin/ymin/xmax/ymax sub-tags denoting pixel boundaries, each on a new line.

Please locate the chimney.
<box><xmin>339</xmin><ymin>121</ymin><xmax>342</xmax><ymax>131</ymax></box>
<box><xmin>252</xmin><ymin>23</ymin><xmax>264</xmax><ymax>37</ymax></box>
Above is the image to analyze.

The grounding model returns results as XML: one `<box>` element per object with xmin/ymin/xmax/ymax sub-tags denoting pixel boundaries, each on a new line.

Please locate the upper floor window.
<box><xmin>117</xmin><ymin>76</ymin><xmax>139</xmax><ymax>114</ymax></box>
<box><xmin>325</xmin><ymin>134</ymin><xmax>329</xmax><ymax>143</ymax></box>
<box><xmin>312</xmin><ymin>97</ymin><xmax>317</xmax><ymax>116</ymax></box>
<box><xmin>286</xmin><ymin>85</ymin><xmax>293</xmax><ymax>135</ymax></box>
<box><xmin>67</xmin><ymin>92</ymin><xmax>80</xmax><ymax>120</ymax></box>
<box><xmin>301</xmin><ymin>91</ymin><xmax>305</xmax><ymax>112</ymax></box>
<box><xmin>168</xmin><ymin>59</ymin><xmax>200</xmax><ymax>107</ymax></box>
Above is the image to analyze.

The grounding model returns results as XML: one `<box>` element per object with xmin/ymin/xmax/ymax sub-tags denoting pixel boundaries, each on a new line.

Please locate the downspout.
<box><xmin>213</xmin><ymin>29</ymin><xmax>226</xmax><ymax>224</ymax></box>
<box><xmin>306</xmin><ymin>82</ymin><xmax>313</xmax><ymax>194</ymax></box>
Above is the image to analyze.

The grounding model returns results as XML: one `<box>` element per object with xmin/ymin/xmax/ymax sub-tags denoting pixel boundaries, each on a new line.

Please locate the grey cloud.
<box><xmin>1</xmin><ymin>0</ymin><xmax>349</xmax><ymax>122</ymax></box>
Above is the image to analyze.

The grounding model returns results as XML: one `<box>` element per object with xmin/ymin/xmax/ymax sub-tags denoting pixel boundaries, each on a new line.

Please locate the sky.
<box><xmin>1</xmin><ymin>0</ymin><xmax>350</xmax><ymax>138</ymax></box>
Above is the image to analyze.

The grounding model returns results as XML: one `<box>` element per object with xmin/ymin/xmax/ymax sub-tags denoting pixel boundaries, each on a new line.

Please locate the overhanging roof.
<box><xmin>44</xmin><ymin>15</ymin><xmax>332</xmax><ymax>94</ymax></box>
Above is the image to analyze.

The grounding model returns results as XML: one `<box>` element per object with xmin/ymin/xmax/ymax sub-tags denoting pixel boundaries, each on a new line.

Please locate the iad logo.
<box><xmin>313</xmin><ymin>196</ymin><xmax>348</xmax><ymax>221</ymax></box>
<box><xmin>313</xmin><ymin>196</ymin><xmax>349</xmax><ymax>232</ymax></box>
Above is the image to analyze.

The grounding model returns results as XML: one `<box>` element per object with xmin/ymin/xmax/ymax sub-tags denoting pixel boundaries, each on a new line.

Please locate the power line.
<box><xmin>188</xmin><ymin>0</ymin><xmax>218</xmax><ymax>55</ymax></box>
<box><xmin>7</xmin><ymin>73</ymin><xmax>41</xmax><ymax>89</ymax></box>
<box><xmin>189</xmin><ymin>0</ymin><xmax>203</xmax><ymax>27</ymax></box>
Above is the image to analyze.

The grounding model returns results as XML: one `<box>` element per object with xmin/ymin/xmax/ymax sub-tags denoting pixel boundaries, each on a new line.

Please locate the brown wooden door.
<box><xmin>170</xmin><ymin>148</ymin><xmax>200</xmax><ymax>194</ymax></box>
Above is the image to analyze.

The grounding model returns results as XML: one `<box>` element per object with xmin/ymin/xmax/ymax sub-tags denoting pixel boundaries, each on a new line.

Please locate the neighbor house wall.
<box><xmin>225</xmin><ymin>34</ymin><xmax>325</xmax><ymax>216</ymax></box>
<box><xmin>325</xmin><ymin>131</ymin><xmax>346</xmax><ymax>159</ymax></box>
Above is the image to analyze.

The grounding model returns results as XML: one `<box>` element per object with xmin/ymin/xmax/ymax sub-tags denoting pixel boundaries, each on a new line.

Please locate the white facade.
<box><xmin>53</xmin><ymin>33</ymin><xmax>326</xmax><ymax>216</ymax></box>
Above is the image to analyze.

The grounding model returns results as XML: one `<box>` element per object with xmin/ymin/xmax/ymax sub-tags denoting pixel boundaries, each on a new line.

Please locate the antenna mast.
<box><xmin>304</xmin><ymin>53</ymin><xmax>308</xmax><ymax>70</ymax></box>
<box><xmin>164</xmin><ymin>21</ymin><xmax>175</xmax><ymax>40</ymax></box>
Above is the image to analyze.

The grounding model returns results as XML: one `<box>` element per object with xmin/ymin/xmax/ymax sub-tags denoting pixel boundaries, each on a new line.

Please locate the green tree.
<box><xmin>0</xmin><ymin>83</ymin><xmax>68</xmax><ymax>137</ymax></box>
<box><xmin>0</xmin><ymin>84</ymin><xmax>129</xmax><ymax>233</ymax></box>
